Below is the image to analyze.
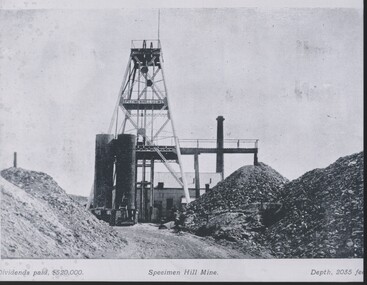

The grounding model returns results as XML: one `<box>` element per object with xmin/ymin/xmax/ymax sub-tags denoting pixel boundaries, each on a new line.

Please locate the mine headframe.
<box><xmin>90</xmin><ymin>40</ymin><xmax>190</xmax><ymax>225</ymax></box>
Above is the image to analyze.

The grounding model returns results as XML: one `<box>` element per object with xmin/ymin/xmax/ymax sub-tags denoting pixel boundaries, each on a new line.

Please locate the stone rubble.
<box><xmin>1</xmin><ymin>167</ymin><xmax>127</xmax><ymax>258</ymax></box>
<box><xmin>183</xmin><ymin>163</ymin><xmax>288</xmax><ymax>257</ymax></box>
<box><xmin>257</xmin><ymin>152</ymin><xmax>364</xmax><ymax>258</ymax></box>
<box><xmin>183</xmin><ymin>152</ymin><xmax>364</xmax><ymax>258</ymax></box>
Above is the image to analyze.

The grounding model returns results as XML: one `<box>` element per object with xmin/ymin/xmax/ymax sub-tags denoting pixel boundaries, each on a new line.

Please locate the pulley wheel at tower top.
<box><xmin>146</xmin><ymin>79</ymin><xmax>153</xmax><ymax>87</ymax></box>
<box><xmin>141</xmin><ymin>66</ymin><xmax>148</xmax><ymax>74</ymax></box>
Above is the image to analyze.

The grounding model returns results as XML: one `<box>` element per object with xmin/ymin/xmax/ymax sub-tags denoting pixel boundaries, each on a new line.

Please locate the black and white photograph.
<box><xmin>0</xmin><ymin>0</ymin><xmax>363</xmax><ymax>282</ymax></box>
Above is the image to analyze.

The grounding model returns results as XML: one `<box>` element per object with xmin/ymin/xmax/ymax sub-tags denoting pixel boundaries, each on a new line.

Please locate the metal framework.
<box><xmin>109</xmin><ymin>39</ymin><xmax>190</xmax><ymax>221</ymax></box>
<box><xmin>179</xmin><ymin>137</ymin><xmax>259</xmax><ymax>199</ymax></box>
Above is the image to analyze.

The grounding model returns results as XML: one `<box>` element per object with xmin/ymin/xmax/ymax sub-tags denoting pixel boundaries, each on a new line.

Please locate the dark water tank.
<box><xmin>115</xmin><ymin>134</ymin><xmax>136</xmax><ymax>211</ymax></box>
<box><xmin>94</xmin><ymin>134</ymin><xmax>114</xmax><ymax>208</ymax></box>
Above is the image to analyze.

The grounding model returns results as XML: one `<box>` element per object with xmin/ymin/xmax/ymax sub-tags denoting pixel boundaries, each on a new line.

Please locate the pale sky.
<box><xmin>0</xmin><ymin>6</ymin><xmax>363</xmax><ymax>196</ymax></box>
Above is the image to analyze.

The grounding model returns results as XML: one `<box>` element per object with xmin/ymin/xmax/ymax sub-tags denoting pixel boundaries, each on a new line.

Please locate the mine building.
<box><xmin>151</xmin><ymin>172</ymin><xmax>222</xmax><ymax>221</ymax></box>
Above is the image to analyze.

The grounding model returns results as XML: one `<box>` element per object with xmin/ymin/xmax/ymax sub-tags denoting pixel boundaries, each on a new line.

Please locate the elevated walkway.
<box><xmin>179</xmin><ymin>139</ymin><xmax>258</xmax><ymax>155</ymax></box>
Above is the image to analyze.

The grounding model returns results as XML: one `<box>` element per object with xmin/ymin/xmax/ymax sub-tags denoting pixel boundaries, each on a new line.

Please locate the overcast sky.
<box><xmin>0</xmin><ymin>6</ymin><xmax>363</xmax><ymax>196</ymax></box>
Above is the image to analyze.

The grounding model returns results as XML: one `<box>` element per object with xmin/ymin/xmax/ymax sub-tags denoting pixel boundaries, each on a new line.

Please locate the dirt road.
<box><xmin>108</xmin><ymin>223</ymin><xmax>253</xmax><ymax>259</ymax></box>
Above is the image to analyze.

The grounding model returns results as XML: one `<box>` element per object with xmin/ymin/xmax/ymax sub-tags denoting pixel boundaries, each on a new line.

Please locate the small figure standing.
<box><xmin>174</xmin><ymin>209</ymin><xmax>186</xmax><ymax>233</ymax></box>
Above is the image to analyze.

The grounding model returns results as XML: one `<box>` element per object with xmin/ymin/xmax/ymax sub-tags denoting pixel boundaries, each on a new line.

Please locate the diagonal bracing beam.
<box><xmin>119</xmin><ymin>105</ymin><xmax>186</xmax><ymax>189</ymax></box>
<box><xmin>152</xmin><ymin>118</ymin><xmax>170</xmax><ymax>141</ymax></box>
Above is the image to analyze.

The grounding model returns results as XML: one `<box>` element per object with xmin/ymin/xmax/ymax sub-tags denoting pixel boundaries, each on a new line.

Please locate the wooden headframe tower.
<box><xmin>109</xmin><ymin>39</ymin><xmax>190</xmax><ymax>221</ymax></box>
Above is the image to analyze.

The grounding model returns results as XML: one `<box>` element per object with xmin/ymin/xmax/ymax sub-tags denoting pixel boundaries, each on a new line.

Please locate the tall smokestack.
<box><xmin>216</xmin><ymin>116</ymin><xmax>225</xmax><ymax>179</ymax></box>
<box><xmin>13</xmin><ymin>152</ymin><xmax>17</xmax><ymax>168</ymax></box>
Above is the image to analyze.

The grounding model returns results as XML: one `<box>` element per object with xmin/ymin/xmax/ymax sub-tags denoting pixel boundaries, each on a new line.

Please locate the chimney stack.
<box><xmin>216</xmin><ymin>116</ymin><xmax>225</xmax><ymax>179</ymax></box>
<box><xmin>205</xmin><ymin>183</ymin><xmax>210</xmax><ymax>192</ymax></box>
<box><xmin>13</xmin><ymin>152</ymin><xmax>17</xmax><ymax>168</ymax></box>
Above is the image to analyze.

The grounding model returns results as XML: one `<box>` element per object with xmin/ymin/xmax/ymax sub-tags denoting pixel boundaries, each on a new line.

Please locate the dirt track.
<box><xmin>109</xmin><ymin>223</ymin><xmax>252</xmax><ymax>259</ymax></box>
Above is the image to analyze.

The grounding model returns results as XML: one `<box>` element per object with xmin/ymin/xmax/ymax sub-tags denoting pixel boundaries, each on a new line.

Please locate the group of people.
<box><xmin>158</xmin><ymin>206</ymin><xmax>186</xmax><ymax>232</ymax></box>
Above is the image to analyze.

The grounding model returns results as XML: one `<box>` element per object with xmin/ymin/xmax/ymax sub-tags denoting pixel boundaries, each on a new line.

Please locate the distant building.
<box><xmin>152</xmin><ymin>172</ymin><xmax>221</xmax><ymax>221</ymax></box>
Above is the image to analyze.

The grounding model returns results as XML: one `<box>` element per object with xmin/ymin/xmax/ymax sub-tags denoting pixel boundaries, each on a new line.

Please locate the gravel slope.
<box><xmin>257</xmin><ymin>152</ymin><xmax>364</xmax><ymax>258</ymax></box>
<box><xmin>182</xmin><ymin>153</ymin><xmax>364</xmax><ymax>258</ymax></box>
<box><xmin>1</xmin><ymin>168</ymin><xmax>127</xmax><ymax>258</ymax></box>
<box><xmin>183</xmin><ymin>163</ymin><xmax>287</xmax><ymax>257</ymax></box>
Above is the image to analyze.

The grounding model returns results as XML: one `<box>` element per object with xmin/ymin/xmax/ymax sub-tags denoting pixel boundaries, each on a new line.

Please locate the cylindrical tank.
<box><xmin>94</xmin><ymin>134</ymin><xmax>114</xmax><ymax>208</ymax></box>
<box><xmin>115</xmin><ymin>134</ymin><xmax>136</xmax><ymax>211</ymax></box>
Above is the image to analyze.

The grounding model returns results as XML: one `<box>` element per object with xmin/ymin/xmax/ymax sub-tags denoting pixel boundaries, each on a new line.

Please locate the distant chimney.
<box><xmin>216</xmin><ymin>116</ymin><xmax>225</xmax><ymax>179</ymax></box>
<box><xmin>158</xmin><ymin>182</ymin><xmax>164</xmax><ymax>189</ymax></box>
<box><xmin>13</xmin><ymin>152</ymin><xmax>17</xmax><ymax>168</ymax></box>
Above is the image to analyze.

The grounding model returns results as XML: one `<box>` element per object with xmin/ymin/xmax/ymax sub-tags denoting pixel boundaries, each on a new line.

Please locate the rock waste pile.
<box><xmin>257</xmin><ymin>152</ymin><xmax>364</xmax><ymax>258</ymax></box>
<box><xmin>1</xmin><ymin>168</ymin><xmax>127</xmax><ymax>258</ymax></box>
<box><xmin>183</xmin><ymin>163</ymin><xmax>288</xmax><ymax>257</ymax></box>
<box><xmin>183</xmin><ymin>152</ymin><xmax>364</xmax><ymax>258</ymax></box>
